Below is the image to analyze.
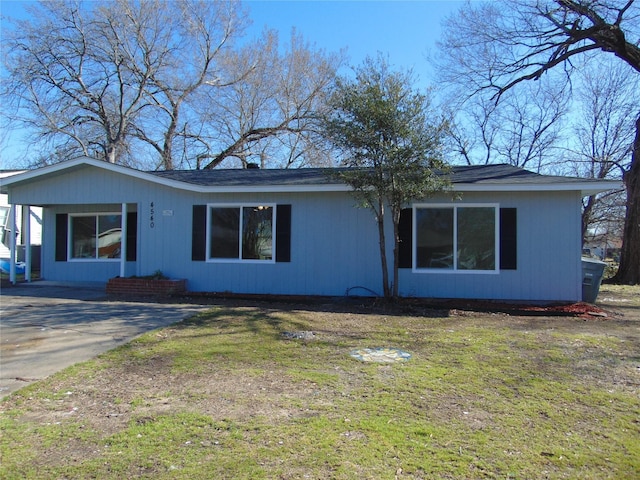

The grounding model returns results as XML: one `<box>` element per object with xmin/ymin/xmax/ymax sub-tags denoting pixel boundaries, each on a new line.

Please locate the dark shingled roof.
<box><xmin>446</xmin><ymin>164</ymin><xmax>572</xmax><ymax>185</ymax></box>
<box><xmin>150</xmin><ymin>164</ymin><xmax>598</xmax><ymax>188</ymax></box>
<box><xmin>151</xmin><ymin>167</ymin><xmax>342</xmax><ymax>186</ymax></box>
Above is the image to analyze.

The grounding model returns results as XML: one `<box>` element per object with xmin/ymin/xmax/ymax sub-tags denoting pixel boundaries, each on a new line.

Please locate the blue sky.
<box><xmin>1</xmin><ymin>0</ymin><xmax>463</xmax><ymax>79</ymax></box>
<box><xmin>245</xmin><ymin>1</ymin><xmax>463</xmax><ymax>81</ymax></box>
<box><xmin>0</xmin><ymin>0</ymin><xmax>465</xmax><ymax>166</ymax></box>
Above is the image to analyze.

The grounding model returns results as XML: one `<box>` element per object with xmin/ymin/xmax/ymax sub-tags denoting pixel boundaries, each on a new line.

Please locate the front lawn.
<box><xmin>1</xmin><ymin>285</ymin><xmax>639</xmax><ymax>479</ymax></box>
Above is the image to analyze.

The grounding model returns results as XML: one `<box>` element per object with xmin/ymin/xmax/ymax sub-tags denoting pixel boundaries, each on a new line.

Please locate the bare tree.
<box><xmin>119</xmin><ymin>0</ymin><xmax>247</xmax><ymax>169</ymax></box>
<box><xmin>2</xmin><ymin>1</ymin><xmax>341</xmax><ymax>170</ymax></box>
<box><xmin>568</xmin><ymin>61</ymin><xmax>638</xmax><ymax>242</ymax></box>
<box><xmin>444</xmin><ymin>80</ymin><xmax>567</xmax><ymax>171</ymax></box>
<box><xmin>438</xmin><ymin>0</ymin><xmax>640</xmax><ymax>284</ymax></box>
<box><xmin>3</xmin><ymin>0</ymin><xmax>156</xmax><ymax>165</ymax></box>
<box><xmin>197</xmin><ymin>29</ymin><xmax>344</xmax><ymax>169</ymax></box>
<box><xmin>444</xmin><ymin>94</ymin><xmax>500</xmax><ymax>166</ymax></box>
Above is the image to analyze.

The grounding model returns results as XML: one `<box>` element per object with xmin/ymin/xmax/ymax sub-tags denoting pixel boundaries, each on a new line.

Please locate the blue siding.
<box><xmin>11</xmin><ymin>166</ymin><xmax>583</xmax><ymax>301</ymax></box>
<box><xmin>181</xmin><ymin>192</ymin><xmax>382</xmax><ymax>296</ymax></box>
<box><xmin>396</xmin><ymin>191</ymin><xmax>582</xmax><ymax>301</ymax></box>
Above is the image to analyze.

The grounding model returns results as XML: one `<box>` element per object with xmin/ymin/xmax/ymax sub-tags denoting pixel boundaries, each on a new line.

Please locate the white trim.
<box><xmin>9</xmin><ymin>204</ymin><xmax>16</xmax><ymax>284</ymax></box>
<box><xmin>24</xmin><ymin>205</ymin><xmax>31</xmax><ymax>282</ymax></box>
<box><xmin>452</xmin><ymin>182</ymin><xmax>620</xmax><ymax>195</ymax></box>
<box><xmin>0</xmin><ymin>157</ymin><xmax>349</xmax><ymax>194</ymax></box>
<box><xmin>0</xmin><ymin>157</ymin><xmax>620</xmax><ymax>196</ymax></box>
<box><xmin>0</xmin><ymin>170</ymin><xmax>26</xmax><ymax>179</ymax></box>
<box><xmin>412</xmin><ymin>203</ymin><xmax>500</xmax><ymax>274</ymax></box>
<box><xmin>206</xmin><ymin>203</ymin><xmax>276</xmax><ymax>264</ymax></box>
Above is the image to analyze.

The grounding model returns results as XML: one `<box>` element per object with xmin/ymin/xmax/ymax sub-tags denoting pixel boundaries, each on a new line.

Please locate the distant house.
<box><xmin>583</xmin><ymin>235</ymin><xmax>622</xmax><ymax>262</ymax></box>
<box><xmin>0</xmin><ymin>157</ymin><xmax>619</xmax><ymax>301</ymax></box>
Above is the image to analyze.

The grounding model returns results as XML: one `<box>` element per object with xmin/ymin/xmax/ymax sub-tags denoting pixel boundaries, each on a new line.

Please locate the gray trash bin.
<box><xmin>581</xmin><ymin>258</ymin><xmax>607</xmax><ymax>303</ymax></box>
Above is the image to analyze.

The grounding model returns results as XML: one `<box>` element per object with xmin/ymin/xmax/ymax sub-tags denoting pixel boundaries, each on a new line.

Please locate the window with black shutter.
<box><xmin>193</xmin><ymin>203</ymin><xmax>291</xmax><ymax>263</ymax></box>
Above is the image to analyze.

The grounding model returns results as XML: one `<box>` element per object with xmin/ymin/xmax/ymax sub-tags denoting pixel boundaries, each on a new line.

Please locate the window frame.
<box><xmin>412</xmin><ymin>203</ymin><xmax>500</xmax><ymax>274</ymax></box>
<box><xmin>67</xmin><ymin>212</ymin><xmax>123</xmax><ymax>262</ymax></box>
<box><xmin>0</xmin><ymin>206</ymin><xmax>9</xmax><ymax>229</ymax></box>
<box><xmin>206</xmin><ymin>203</ymin><xmax>276</xmax><ymax>264</ymax></box>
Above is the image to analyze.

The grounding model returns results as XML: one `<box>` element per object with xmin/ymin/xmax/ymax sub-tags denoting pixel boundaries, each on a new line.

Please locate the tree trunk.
<box><xmin>611</xmin><ymin>116</ymin><xmax>640</xmax><ymax>284</ymax></box>
<box><xmin>106</xmin><ymin>144</ymin><xmax>117</xmax><ymax>164</ymax></box>
<box><xmin>161</xmin><ymin>122</ymin><xmax>176</xmax><ymax>170</ymax></box>
<box><xmin>376</xmin><ymin>200</ymin><xmax>391</xmax><ymax>299</ymax></box>
<box><xmin>160</xmin><ymin>102</ymin><xmax>181</xmax><ymax>170</ymax></box>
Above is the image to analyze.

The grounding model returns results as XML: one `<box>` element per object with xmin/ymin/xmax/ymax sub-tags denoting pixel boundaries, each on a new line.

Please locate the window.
<box><xmin>0</xmin><ymin>206</ymin><xmax>10</xmax><ymax>245</ymax></box>
<box><xmin>208</xmin><ymin>205</ymin><xmax>274</xmax><ymax>262</ymax></box>
<box><xmin>414</xmin><ymin>205</ymin><xmax>498</xmax><ymax>272</ymax></box>
<box><xmin>69</xmin><ymin>213</ymin><xmax>122</xmax><ymax>260</ymax></box>
<box><xmin>192</xmin><ymin>204</ymin><xmax>290</xmax><ymax>263</ymax></box>
<box><xmin>0</xmin><ymin>206</ymin><xmax>9</xmax><ymax>229</ymax></box>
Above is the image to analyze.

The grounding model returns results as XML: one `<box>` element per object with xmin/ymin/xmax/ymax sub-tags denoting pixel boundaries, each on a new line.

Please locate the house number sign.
<box><xmin>150</xmin><ymin>201</ymin><xmax>155</xmax><ymax>229</ymax></box>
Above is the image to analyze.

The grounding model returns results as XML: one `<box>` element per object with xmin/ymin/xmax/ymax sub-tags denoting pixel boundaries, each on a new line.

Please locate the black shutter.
<box><xmin>192</xmin><ymin>205</ymin><xmax>207</xmax><ymax>261</ymax></box>
<box><xmin>276</xmin><ymin>204</ymin><xmax>291</xmax><ymax>263</ymax></box>
<box><xmin>500</xmin><ymin>208</ymin><xmax>517</xmax><ymax>270</ymax></box>
<box><xmin>126</xmin><ymin>212</ymin><xmax>137</xmax><ymax>261</ymax></box>
<box><xmin>55</xmin><ymin>214</ymin><xmax>68</xmax><ymax>261</ymax></box>
<box><xmin>398</xmin><ymin>208</ymin><xmax>412</xmax><ymax>268</ymax></box>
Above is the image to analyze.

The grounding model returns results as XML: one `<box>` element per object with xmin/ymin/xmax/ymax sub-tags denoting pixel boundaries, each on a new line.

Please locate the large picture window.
<box><xmin>69</xmin><ymin>213</ymin><xmax>122</xmax><ymax>260</ymax></box>
<box><xmin>208</xmin><ymin>205</ymin><xmax>274</xmax><ymax>262</ymax></box>
<box><xmin>414</xmin><ymin>205</ymin><xmax>498</xmax><ymax>272</ymax></box>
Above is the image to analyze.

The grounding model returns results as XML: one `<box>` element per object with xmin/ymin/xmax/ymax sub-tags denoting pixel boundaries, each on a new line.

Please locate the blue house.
<box><xmin>0</xmin><ymin>157</ymin><xmax>619</xmax><ymax>301</ymax></box>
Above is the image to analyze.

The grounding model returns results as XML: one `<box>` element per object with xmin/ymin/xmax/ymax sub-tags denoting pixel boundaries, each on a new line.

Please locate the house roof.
<box><xmin>0</xmin><ymin>156</ymin><xmax>621</xmax><ymax>196</ymax></box>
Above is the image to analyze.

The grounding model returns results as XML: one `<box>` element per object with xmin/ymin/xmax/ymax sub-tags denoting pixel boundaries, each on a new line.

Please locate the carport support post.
<box><xmin>9</xmin><ymin>204</ymin><xmax>16</xmax><ymax>284</ymax></box>
<box><xmin>24</xmin><ymin>205</ymin><xmax>31</xmax><ymax>282</ymax></box>
<box><xmin>120</xmin><ymin>203</ymin><xmax>127</xmax><ymax>278</ymax></box>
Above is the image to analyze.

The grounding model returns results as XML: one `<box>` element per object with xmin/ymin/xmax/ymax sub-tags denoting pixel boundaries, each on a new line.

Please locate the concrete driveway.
<box><xmin>0</xmin><ymin>282</ymin><xmax>208</xmax><ymax>398</ymax></box>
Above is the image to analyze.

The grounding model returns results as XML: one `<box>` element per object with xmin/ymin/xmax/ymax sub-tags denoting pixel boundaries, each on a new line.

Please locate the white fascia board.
<box><xmin>0</xmin><ymin>157</ymin><xmax>351</xmax><ymax>193</ymax></box>
<box><xmin>1</xmin><ymin>157</ymin><xmax>98</xmax><ymax>184</ymax></box>
<box><xmin>0</xmin><ymin>157</ymin><xmax>621</xmax><ymax>196</ymax></box>
<box><xmin>0</xmin><ymin>157</ymin><xmax>187</xmax><ymax>191</ymax></box>
<box><xmin>0</xmin><ymin>170</ymin><xmax>27</xmax><ymax>179</ymax></box>
<box><xmin>453</xmin><ymin>180</ymin><xmax>622</xmax><ymax>196</ymax></box>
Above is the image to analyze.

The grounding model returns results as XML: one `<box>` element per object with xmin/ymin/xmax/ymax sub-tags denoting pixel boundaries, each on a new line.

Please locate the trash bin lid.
<box><xmin>581</xmin><ymin>257</ymin><xmax>607</xmax><ymax>265</ymax></box>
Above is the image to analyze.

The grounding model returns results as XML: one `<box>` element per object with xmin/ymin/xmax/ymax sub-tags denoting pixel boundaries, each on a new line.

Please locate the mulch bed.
<box><xmin>179</xmin><ymin>291</ymin><xmax>608</xmax><ymax>319</ymax></box>
<box><xmin>426</xmin><ymin>299</ymin><xmax>608</xmax><ymax>319</ymax></box>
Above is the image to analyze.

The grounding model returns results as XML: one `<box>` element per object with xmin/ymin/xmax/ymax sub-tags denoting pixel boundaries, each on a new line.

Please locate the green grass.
<box><xmin>1</xmin><ymin>293</ymin><xmax>639</xmax><ymax>479</ymax></box>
